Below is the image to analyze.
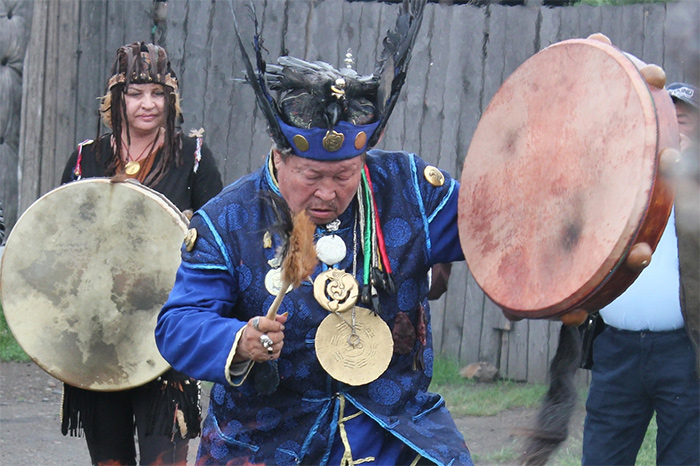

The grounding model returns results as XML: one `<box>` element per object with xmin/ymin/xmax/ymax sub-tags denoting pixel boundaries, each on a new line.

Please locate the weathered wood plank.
<box><xmin>555</xmin><ymin>3</ymin><xmax>579</xmax><ymax>41</ymax></box>
<box><xmin>75</xmin><ymin>0</ymin><xmax>108</xmax><ymax>149</ymax></box>
<box><xmin>0</xmin><ymin>0</ymin><xmax>33</xmax><ymax>231</ymax></box>
<box><xmin>450</xmin><ymin>4</ymin><xmax>486</xmax><ymax>178</ymax></box>
<box><xmin>458</xmin><ymin>269</ymin><xmax>486</xmax><ymax>364</ymax></box>
<box><xmin>37</xmin><ymin>0</ymin><xmax>60</xmax><ymax>195</ymax></box>
<box><xmin>420</xmin><ymin>3</ymin><xmax>449</xmax><ymax>167</ymax></box>
<box><xmin>441</xmin><ymin>261</ymin><xmax>470</xmax><ymax>360</ymax></box>
<box><xmin>526</xmin><ymin>319</ymin><xmax>551</xmax><ymax>383</ymax></box>
<box><xmin>598</xmin><ymin>5</ymin><xmax>624</xmax><ymax>49</ymax></box>
<box><xmin>18</xmin><ymin>0</ymin><xmax>49</xmax><ymax>215</ymax></box>
<box><xmin>479</xmin><ymin>296</ymin><xmax>508</xmax><ymax>366</ymax></box>
<box><xmin>177</xmin><ymin>0</ymin><xmax>214</xmax><ymax>129</ymax></box>
<box><xmin>663</xmin><ymin>0</ymin><xmax>700</xmax><ymax>84</ymax></box>
<box><xmin>378</xmin><ymin>0</ymin><xmax>409</xmax><ymax>152</ymax></box>
<box><xmin>577</xmin><ymin>4</ymin><xmax>603</xmax><ymax>40</ymax></box>
<box><xmin>52</xmin><ymin>0</ymin><xmax>81</xmax><ymax>189</ymax></box>
<box><xmin>506</xmin><ymin>319</ymin><xmax>529</xmax><ymax>382</ymax></box>
<box><xmin>640</xmin><ymin>4</ymin><xmax>665</xmax><ymax>70</ymax></box>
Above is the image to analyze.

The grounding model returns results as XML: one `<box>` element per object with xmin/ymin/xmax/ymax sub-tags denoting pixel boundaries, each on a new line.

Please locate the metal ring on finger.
<box><xmin>252</xmin><ymin>316</ymin><xmax>261</xmax><ymax>332</ymax></box>
<box><xmin>259</xmin><ymin>333</ymin><xmax>274</xmax><ymax>353</ymax></box>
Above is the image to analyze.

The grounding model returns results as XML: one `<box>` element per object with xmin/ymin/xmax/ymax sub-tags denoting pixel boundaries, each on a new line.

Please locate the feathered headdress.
<box><xmin>107</xmin><ymin>42</ymin><xmax>178</xmax><ymax>92</ymax></box>
<box><xmin>230</xmin><ymin>0</ymin><xmax>426</xmax><ymax>161</ymax></box>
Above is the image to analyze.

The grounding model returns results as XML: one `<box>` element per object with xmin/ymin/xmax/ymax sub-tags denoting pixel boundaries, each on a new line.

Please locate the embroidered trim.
<box><xmin>343</xmin><ymin>393</ymin><xmax>441</xmax><ymax>465</ymax></box>
<box><xmin>198</xmin><ymin>211</ymin><xmax>234</xmax><ymax>274</ymax></box>
<box><xmin>427</xmin><ymin>178</ymin><xmax>456</xmax><ymax>223</ymax></box>
<box><xmin>225</xmin><ymin>327</ymin><xmax>254</xmax><ymax>387</ymax></box>
<box><xmin>337</xmin><ymin>394</ymin><xmax>376</xmax><ymax>466</ymax></box>
<box><xmin>408</xmin><ymin>154</ymin><xmax>432</xmax><ymax>259</ymax></box>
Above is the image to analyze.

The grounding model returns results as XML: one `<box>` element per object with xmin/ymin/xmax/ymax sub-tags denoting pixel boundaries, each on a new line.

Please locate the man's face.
<box><xmin>273</xmin><ymin>151</ymin><xmax>364</xmax><ymax>225</ymax></box>
<box><xmin>674</xmin><ymin>100</ymin><xmax>700</xmax><ymax>153</ymax></box>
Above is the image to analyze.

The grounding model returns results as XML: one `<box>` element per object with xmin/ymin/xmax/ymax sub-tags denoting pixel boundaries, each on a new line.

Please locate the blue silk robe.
<box><xmin>156</xmin><ymin>150</ymin><xmax>473</xmax><ymax>465</ymax></box>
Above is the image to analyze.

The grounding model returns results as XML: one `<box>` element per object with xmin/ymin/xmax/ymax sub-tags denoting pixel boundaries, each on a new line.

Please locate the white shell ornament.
<box><xmin>315</xmin><ymin>235</ymin><xmax>347</xmax><ymax>266</ymax></box>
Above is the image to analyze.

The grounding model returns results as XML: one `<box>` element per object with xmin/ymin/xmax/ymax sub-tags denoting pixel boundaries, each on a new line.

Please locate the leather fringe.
<box><xmin>60</xmin><ymin>369</ymin><xmax>201</xmax><ymax>440</ymax></box>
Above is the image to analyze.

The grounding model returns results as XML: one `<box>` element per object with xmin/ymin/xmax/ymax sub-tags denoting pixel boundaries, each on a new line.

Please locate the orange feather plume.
<box><xmin>282</xmin><ymin>210</ymin><xmax>318</xmax><ymax>288</ymax></box>
<box><xmin>266</xmin><ymin>210</ymin><xmax>318</xmax><ymax>319</ymax></box>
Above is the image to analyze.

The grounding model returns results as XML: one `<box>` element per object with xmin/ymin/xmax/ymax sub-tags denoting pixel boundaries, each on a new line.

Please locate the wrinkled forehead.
<box><xmin>282</xmin><ymin>153</ymin><xmax>365</xmax><ymax>175</ymax></box>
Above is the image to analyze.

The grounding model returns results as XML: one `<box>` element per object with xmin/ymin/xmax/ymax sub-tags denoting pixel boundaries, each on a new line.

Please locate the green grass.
<box><xmin>430</xmin><ymin>355</ymin><xmax>657</xmax><ymax>464</ymax></box>
<box><xmin>430</xmin><ymin>356</ymin><xmax>548</xmax><ymax>416</ymax></box>
<box><xmin>0</xmin><ymin>304</ymin><xmax>30</xmax><ymax>362</ymax></box>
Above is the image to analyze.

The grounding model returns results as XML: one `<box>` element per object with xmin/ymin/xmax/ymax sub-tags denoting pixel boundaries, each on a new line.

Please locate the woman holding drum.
<box><xmin>60</xmin><ymin>42</ymin><xmax>223</xmax><ymax>465</ymax></box>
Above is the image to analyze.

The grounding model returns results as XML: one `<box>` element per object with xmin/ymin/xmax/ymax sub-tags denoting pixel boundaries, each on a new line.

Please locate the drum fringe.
<box><xmin>518</xmin><ymin>323</ymin><xmax>581</xmax><ymax>466</ymax></box>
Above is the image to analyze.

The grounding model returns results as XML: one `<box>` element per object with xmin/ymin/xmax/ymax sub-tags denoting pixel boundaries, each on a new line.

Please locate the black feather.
<box><xmin>369</xmin><ymin>0</ymin><xmax>427</xmax><ymax>147</ymax></box>
<box><xmin>229</xmin><ymin>0</ymin><xmax>290</xmax><ymax>150</ymax></box>
<box><xmin>259</xmin><ymin>191</ymin><xmax>294</xmax><ymax>260</ymax></box>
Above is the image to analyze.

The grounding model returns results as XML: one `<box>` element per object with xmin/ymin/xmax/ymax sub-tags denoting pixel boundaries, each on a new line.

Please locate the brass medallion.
<box><xmin>354</xmin><ymin>131</ymin><xmax>367</xmax><ymax>150</ymax></box>
<box><xmin>293</xmin><ymin>134</ymin><xmax>309</xmax><ymax>152</ymax></box>
<box><xmin>322</xmin><ymin>130</ymin><xmax>345</xmax><ymax>152</ymax></box>
<box><xmin>423</xmin><ymin>165</ymin><xmax>445</xmax><ymax>187</ymax></box>
<box><xmin>184</xmin><ymin>228</ymin><xmax>198</xmax><ymax>252</ymax></box>
<box><xmin>313</xmin><ymin>269</ymin><xmax>359</xmax><ymax>313</ymax></box>
<box><xmin>315</xmin><ymin>306</ymin><xmax>394</xmax><ymax>386</ymax></box>
<box><xmin>125</xmin><ymin>161</ymin><xmax>141</xmax><ymax>176</ymax></box>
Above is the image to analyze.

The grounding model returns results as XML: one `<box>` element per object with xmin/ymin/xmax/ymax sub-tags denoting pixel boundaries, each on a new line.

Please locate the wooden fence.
<box><xmin>5</xmin><ymin>0</ymin><xmax>699</xmax><ymax>382</ymax></box>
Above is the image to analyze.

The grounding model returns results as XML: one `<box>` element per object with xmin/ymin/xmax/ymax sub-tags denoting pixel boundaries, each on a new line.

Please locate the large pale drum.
<box><xmin>0</xmin><ymin>179</ymin><xmax>188</xmax><ymax>390</ymax></box>
<box><xmin>458</xmin><ymin>36</ymin><xmax>679</xmax><ymax>321</ymax></box>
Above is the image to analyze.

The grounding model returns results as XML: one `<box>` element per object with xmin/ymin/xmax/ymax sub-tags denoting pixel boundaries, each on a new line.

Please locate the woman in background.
<box><xmin>60</xmin><ymin>42</ymin><xmax>223</xmax><ymax>466</ymax></box>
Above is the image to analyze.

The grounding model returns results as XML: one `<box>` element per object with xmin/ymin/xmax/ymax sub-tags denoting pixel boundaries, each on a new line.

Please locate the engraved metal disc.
<box><xmin>315</xmin><ymin>235</ymin><xmax>347</xmax><ymax>266</ymax></box>
<box><xmin>315</xmin><ymin>306</ymin><xmax>393</xmax><ymax>386</ymax></box>
<box><xmin>313</xmin><ymin>269</ymin><xmax>359</xmax><ymax>313</ymax></box>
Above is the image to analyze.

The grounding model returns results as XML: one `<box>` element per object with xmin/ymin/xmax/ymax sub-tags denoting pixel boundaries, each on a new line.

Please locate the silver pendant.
<box><xmin>315</xmin><ymin>235</ymin><xmax>346</xmax><ymax>266</ymax></box>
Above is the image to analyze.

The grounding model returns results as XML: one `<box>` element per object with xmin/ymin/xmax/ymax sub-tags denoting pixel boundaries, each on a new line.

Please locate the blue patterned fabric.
<box><xmin>156</xmin><ymin>150</ymin><xmax>472</xmax><ymax>465</ymax></box>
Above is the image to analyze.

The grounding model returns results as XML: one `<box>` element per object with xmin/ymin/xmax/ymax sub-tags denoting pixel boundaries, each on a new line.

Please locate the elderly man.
<box><xmin>155</xmin><ymin>1</ymin><xmax>473</xmax><ymax>465</ymax></box>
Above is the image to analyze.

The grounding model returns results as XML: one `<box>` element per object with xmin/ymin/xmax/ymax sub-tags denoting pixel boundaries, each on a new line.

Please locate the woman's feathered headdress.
<box><xmin>230</xmin><ymin>0</ymin><xmax>426</xmax><ymax>161</ymax></box>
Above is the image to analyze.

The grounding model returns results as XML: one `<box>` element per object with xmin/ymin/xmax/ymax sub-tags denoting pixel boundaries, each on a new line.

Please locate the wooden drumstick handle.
<box><xmin>266</xmin><ymin>281</ymin><xmax>290</xmax><ymax>320</ymax></box>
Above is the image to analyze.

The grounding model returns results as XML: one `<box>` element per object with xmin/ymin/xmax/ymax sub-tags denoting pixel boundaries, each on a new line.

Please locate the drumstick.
<box><xmin>265</xmin><ymin>210</ymin><xmax>317</xmax><ymax>320</ymax></box>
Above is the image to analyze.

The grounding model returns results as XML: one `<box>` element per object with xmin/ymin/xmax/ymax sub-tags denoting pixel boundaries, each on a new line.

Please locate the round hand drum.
<box><xmin>0</xmin><ymin>179</ymin><xmax>188</xmax><ymax>390</ymax></box>
<box><xmin>458</xmin><ymin>36</ymin><xmax>679</xmax><ymax>321</ymax></box>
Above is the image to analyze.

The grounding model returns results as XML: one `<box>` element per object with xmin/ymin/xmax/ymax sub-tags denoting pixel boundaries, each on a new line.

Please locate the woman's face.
<box><xmin>273</xmin><ymin>151</ymin><xmax>364</xmax><ymax>225</ymax></box>
<box><xmin>123</xmin><ymin>83</ymin><xmax>166</xmax><ymax>136</ymax></box>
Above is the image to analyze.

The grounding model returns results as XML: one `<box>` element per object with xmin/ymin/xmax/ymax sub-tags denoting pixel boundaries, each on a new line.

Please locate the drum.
<box><xmin>458</xmin><ymin>35</ymin><xmax>679</xmax><ymax>321</ymax></box>
<box><xmin>0</xmin><ymin>179</ymin><xmax>188</xmax><ymax>390</ymax></box>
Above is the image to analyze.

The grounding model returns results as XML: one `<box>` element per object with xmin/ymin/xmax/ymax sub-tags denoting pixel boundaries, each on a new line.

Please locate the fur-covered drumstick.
<box><xmin>254</xmin><ymin>209</ymin><xmax>316</xmax><ymax>396</ymax></box>
<box><xmin>265</xmin><ymin>209</ymin><xmax>317</xmax><ymax>320</ymax></box>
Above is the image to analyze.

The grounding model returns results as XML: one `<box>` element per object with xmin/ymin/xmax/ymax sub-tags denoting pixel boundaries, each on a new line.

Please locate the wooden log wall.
<box><xmin>11</xmin><ymin>0</ymin><xmax>700</xmax><ymax>383</ymax></box>
<box><xmin>0</xmin><ymin>0</ymin><xmax>32</xmax><ymax>242</ymax></box>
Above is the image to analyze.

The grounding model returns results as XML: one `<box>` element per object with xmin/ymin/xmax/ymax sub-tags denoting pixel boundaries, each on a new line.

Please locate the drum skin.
<box><xmin>0</xmin><ymin>179</ymin><xmax>188</xmax><ymax>390</ymax></box>
<box><xmin>458</xmin><ymin>38</ymin><xmax>678</xmax><ymax>320</ymax></box>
